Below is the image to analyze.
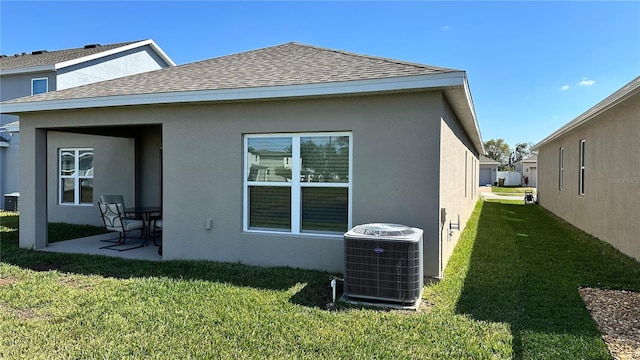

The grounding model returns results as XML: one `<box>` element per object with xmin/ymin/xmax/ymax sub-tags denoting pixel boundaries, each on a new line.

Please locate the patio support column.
<box><xmin>19</xmin><ymin>127</ymin><xmax>47</xmax><ymax>249</ymax></box>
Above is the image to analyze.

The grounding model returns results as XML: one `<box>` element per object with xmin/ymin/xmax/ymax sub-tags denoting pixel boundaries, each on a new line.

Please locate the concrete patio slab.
<box><xmin>40</xmin><ymin>233</ymin><xmax>162</xmax><ymax>261</ymax></box>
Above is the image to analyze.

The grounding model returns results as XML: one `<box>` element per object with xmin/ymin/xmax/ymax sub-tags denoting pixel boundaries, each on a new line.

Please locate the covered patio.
<box><xmin>19</xmin><ymin>120</ymin><xmax>163</xmax><ymax>253</ymax></box>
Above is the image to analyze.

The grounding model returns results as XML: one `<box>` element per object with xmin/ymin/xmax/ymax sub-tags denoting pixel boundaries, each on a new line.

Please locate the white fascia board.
<box><xmin>461</xmin><ymin>75</ymin><xmax>484</xmax><ymax>154</ymax></box>
<box><xmin>1</xmin><ymin>72</ymin><xmax>467</xmax><ymax>114</ymax></box>
<box><xmin>0</xmin><ymin>65</ymin><xmax>55</xmax><ymax>76</ymax></box>
<box><xmin>443</xmin><ymin>75</ymin><xmax>484</xmax><ymax>155</ymax></box>
<box><xmin>54</xmin><ymin>39</ymin><xmax>176</xmax><ymax>70</ymax></box>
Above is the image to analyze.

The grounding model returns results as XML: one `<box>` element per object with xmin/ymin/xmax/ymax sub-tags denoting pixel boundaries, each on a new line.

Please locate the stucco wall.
<box><xmin>46</xmin><ymin>131</ymin><xmax>136</xmax><ymax>226</ymax></box>
<box><xmin>439</xmin><ymin>96</ymin><xmax>480</xmax><ymax>277</ymax></box>
<box><xmin>19</xmin><ymin>91</ymin><xmax>475</xmax><ymax>276</ymax></box>
<box><xmin>537</xmin><ymin>91</ymin><xmax>640</xmax><ymax>261</ymax></box>
<box><xmin>159</xmin><ymin>93</ymin><xmax>442</xmax><ymax>274</ymax></box>
<box><xmin>0</xmin><ymin>71</ymin><xmax>57</xmax><ymax>101</ymax></box>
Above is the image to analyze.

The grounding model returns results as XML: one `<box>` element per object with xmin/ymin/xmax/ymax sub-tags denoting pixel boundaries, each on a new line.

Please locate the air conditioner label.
<box><xmin>374</xmin><ymin>247</ymin><xmax>384</xmax><ymax>254</ymax></box>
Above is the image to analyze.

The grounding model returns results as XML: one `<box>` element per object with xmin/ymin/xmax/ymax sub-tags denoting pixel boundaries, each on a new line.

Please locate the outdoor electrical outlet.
<box><xmin>205</xmin><ymin>219</ymin><xmax>213</xmax><ymax>230</ymax></box>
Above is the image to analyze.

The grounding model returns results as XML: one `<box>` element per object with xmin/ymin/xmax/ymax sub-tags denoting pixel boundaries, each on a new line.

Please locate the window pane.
<box><xmin>249</xmin><ymin>186</ymin><xmax>291</xmax><ymax>230</ymax></box>
<box><xmin>61</xmin><ymin>151</ymin><xmax>75</xmax><ymax>176</ymax></box>
<box><xmin>247</xmin><ymin>137</ymin><xmax>292</xmax><ymax>182</ymax></box>
<box><xmin>301</xmin><ymin>187</ymin><xmax>348</xmax><ymax>233</ymax></box>
<box><xmin>78</xmin><ymin>151</ymin><xmax>94</xmax><ymax>177</ymax></box>
<box><xmin>80</xmin><ymin>179</ymin><xmax>93</xmax><ymax>204</ymax></box>
<box><xmin>32</xmin><ymin>79</ymin><xmax>47</xmax><ymax>95</ymax></box>
<box><xmin>301</xmin><ymin>136</ymin><xmax>349</xmax><ymax>183</ymax></box>
<box><xmin>61</xmin><ymin>179</ymin><xmax>75</xmax><ymax>203</ymax></box>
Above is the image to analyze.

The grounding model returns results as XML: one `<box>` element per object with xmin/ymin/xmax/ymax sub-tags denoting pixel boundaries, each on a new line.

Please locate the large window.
<box><xmin>244</xmin><ymin>133</ymin><xmax>351</xmax><ymax>235</ymax></box>
<box><xmin>579</xmin><ymin>139</ymin><xmax>585</xmax><ymax>195</ymax></box>
<box><xmin>559</xmin><ymin>147</ymin><xmax>564</xmax><ymax>190</ymax></box>
<box><xmin>31</xmin><ymin>78</ymin><xmax>48</xmax><ymax>95</ymax></box>
<box><xmin>59</xmin><ymin>148</ymin><xmax>94</xmax><ymax>205</ymax></box>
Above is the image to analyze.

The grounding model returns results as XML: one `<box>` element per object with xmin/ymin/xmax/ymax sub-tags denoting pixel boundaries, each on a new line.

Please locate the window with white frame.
<box><xmin>464</xmin><ymin>151</ymin><xmax>468</xmax><ymax>198</ymax></box>
<box><xmin>579</xmin><ymin>139</ymin><xmax>585</xmax><ymax>195</ymax></box>
<box><xmin>59</xmin><ymin>148</ymin><xmax>94</xmax><ymax>205</ymax></box>
<box><xmin>31</xmin><ymin>78</ymin><xmax>48</xmax><ymax>95</ymax></box>
<box><xmin>244</xmin><ymin>133</ymin><xmax>351</xmax><ymax>234</ymax></box>
<box><xmin>559</xmin><ymin>147</ymin><xmax>564</xmax><ymax>190</ymax></box>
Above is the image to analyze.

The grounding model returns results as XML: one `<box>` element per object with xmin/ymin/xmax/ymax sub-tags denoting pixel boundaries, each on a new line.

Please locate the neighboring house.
<box><xmin>0</xmin><ymin>40</ymin><xmax>175</xmax><ymax>209</ymax></box>
<box><xmin>514</xmin><ymin>155</ymin><xmax>537</xmax><ymax>187</ymax></box>
<box><xmin>532</xmin><ymin>76</ymin><xmax>640</xmax><ymax>261</ymax></box>
<box><xmin>479</xmin><ymin>155</ymin><xmax>499</xmax><ymax>186</ymax></box>
<box><xmin>1</xmin><ymin>42</ymin><xmax>483</xmax><ymax>279</ymax></box>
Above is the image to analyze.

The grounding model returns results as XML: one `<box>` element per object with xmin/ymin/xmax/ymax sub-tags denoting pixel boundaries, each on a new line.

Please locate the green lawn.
<box><xmin>491</xmin><ymin>186</ymin><xmax>536</xmax><ymax>195</ymax></box>
<box><xmin>1</xmin><ymin>202</ymin><xmax>639</xmax><ymax>359</ymax></box>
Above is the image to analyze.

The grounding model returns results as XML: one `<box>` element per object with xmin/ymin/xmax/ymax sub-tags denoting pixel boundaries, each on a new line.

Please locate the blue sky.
<box><xmin>1</xmin><ymin>1</ymin><xmax>638</xmax><ymax>148</ymax></box>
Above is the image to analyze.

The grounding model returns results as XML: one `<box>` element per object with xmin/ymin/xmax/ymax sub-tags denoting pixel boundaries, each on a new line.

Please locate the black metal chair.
<box><xmin>524</xmin><ymin>190</ymin><xmax>535</xmax><ymax>204</ymax></box>
<box><xmin>98</xmin><ymin>202</ymin><xmax>145</xmax><ymax>251</ymax></box>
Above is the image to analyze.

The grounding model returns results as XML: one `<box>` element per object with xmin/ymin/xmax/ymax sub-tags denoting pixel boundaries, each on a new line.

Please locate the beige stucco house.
<box><xmin>533</xmin><ymin>76</ymin><xmax>640</xmax><ymax>261</ymax></box>
<box><xmin>514</xmin><ymin>155</ymin><xmax>537</xmax><ymax>187</ymax></box>
<box><xmin>479</xmin><ymin>155</ymin><xmax>499</xmax><ymax>186</ymax></box>
<box><xmin>1</xmin><ymin>43</ymin><xmax>483</xmax><ymax>279</ymax></box>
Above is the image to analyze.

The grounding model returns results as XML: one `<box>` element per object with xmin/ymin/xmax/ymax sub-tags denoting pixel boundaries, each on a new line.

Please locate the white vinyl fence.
<box><xmin>497</xmin><ymin>171</ymin><xmax>522</xmax><ymax>186</ymax></box>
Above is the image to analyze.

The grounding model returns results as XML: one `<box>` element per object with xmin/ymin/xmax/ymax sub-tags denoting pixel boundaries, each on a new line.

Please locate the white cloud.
<box><xmin>441</xmin><ymin>25</ymin><xmax>450</xmax><ymax>31</ymax></box>
<box><xmin>561</xmin><ymin>84</ymin><xmax>570</xmax><ymax>91</ymax></box>
<box><xmin>577</xmin><ymin>78</ymin><xmax>595</xmax><ymax>86</ymax></box>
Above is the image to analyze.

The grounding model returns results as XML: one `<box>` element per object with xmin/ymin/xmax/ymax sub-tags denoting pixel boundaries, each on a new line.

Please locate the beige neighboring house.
<box><xmin>0</xmin><ymin>40</ymin><xmax>175</xmax><ymax>209</ymax></box>
<box><xmin>514</xmin><ymin>155</ymin><xmax>537</xmax><ymax>187</ymax></box>
<box><xmin>1</xmin><ymin>42</ymin><xmax>483</xmax><ymax>279</ymax></box>
<box><xmin>533</xmin><ymin>76</ymin><xmax>640</xmax><ymax>261</ymax></box>
<box><xmin>479</xmin><ymin>155</ymin><xmax>499</xmax><ymax>186</ymax></box>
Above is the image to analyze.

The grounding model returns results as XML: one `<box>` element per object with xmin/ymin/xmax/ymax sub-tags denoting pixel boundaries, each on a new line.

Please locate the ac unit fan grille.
<box><xmin>344</xmin><ymin>237</ymin><xmax>422</xmax><ymax>303</ymax></box>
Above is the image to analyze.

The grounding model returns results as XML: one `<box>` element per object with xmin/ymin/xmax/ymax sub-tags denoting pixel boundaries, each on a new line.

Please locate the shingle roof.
<box><xmin>4</xmin><ymin>42</ymin><xmax>459</xmax><ymax>103</ymax></box>
<box><xmin>0</xmin><ymin>41</ymin><xmax>141</xmax><ymax>71</ymax></box>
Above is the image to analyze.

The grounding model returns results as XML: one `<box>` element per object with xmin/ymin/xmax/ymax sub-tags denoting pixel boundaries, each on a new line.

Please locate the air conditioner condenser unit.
<box><xmin>344</xmin><ymin>223</ymin><xmax>423</xmax><ymax>305</ymax></box>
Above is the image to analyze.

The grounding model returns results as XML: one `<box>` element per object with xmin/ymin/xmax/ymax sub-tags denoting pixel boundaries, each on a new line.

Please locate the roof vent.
<box><xmin>0</xmin><ymin>55</ymin><xmax>7</xmax><ymax>58</ymax></box>
<box><xmin>84</xmin><ymin>44</ymin><xmax>101</xmax><ymax>49</ymax></box>
<box><xmin>31</xmin><ymin>50</ymin><xmax>48</xmax><ymax>55</ymax></box>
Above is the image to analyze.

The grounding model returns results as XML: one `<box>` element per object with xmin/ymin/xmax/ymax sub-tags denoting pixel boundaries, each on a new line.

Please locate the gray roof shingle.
<box><xmin>0</xmin><ymin>41</ymin><xmax>141</xmax><ymax>71</ymax></box>
<box><xmin>4</xmin><ymin>42</ymin><xmax>459</xmax><ymax>104</ymax></box>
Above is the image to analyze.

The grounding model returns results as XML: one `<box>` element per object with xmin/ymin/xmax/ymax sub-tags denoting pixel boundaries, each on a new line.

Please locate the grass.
<box><xmin>1</xmin><ymin>202</ymin><xmax>639</xmax><ymax>359</ymax></box>
<box><xmin>491</xmin><ymin>186</ymin><xmax>537</xmax><ymax>196</ymax></box>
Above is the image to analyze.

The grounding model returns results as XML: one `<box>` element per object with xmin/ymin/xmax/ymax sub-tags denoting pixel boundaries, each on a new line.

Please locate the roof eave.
<box><xmin>55</xmin><ymin>39</ymin><xmax>176</xmax><ymax>70</ymax></box>
<box><xmin>0</xmin><ymin>70</ymin><xmax>483</xmax><ymax>154</ymax></box>
<box><xmin>1</xmin><ymin>71</ymin><xmax>466</xmax><ymax>112</ymax></box>
<box><xmin>444</xmin><ymin>75</ymin><xmax>484</xmax><ymax>154</ymax></box>
<box><xmin>0</xmin><ymin>65</ymin><xmax>55</xmax><ymax>76</ymax></box>
<box><xmin>0</xmin><ymin>40</ymin><xmax>176</xmax><ymax>76</ymax></box>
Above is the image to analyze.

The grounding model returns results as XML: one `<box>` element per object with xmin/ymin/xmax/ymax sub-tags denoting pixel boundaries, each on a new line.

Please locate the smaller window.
<box><xmin>559</xmin><ymin>147</ymin><xmax>564</xmax><ymax>190</ymax></box>
<box><xmin>31</xmin><ymin>78</ymin><xmax>48</xmax><ymax>95</ymax></box>
<box><xmin>59</xmin><ymin>148</ymin><xmax>94</xmax><ymax>205</ymax></box>
<box><xmin>464</xmin><ymin>151</ymin><xmax>468</xmax><ymax>198</ymax></box>
<box><xmin>579</xmin><ymin>139</ymin><xmax>585</xmax><ymax>195</ymax></box>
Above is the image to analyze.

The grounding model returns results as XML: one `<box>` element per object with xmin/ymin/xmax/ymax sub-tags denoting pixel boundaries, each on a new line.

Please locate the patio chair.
<box><xmin>99</xmin><ymin>194</ymin><xmax>140</xmax><ymax>219</ymax></box>
<box><xmin>524</xmin><ymin>190</ymin><xmax>535</xmax><ymax>204</ymax></box>
<box><xmin>97</xmin><ymin>202</ymin><xmax>146</xmax><ymax>251</ymax></box>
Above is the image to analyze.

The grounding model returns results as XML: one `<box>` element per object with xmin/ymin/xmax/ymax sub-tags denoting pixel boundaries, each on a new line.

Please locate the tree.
<box><xmin>511</xmin><ymin>142</ymin><xmax>536</xmax><ymax>165</ymax></box>
<box><xmin>484</xmin><ymin>138</ymin><xmax>511</xmax><ymax>170</ymax></box>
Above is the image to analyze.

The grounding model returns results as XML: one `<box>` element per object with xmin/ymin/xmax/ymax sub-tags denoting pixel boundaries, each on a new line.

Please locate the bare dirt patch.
<box><xmin>0</xmin><ymin>276</ymin><xmax>19</xmax><ymax>286</ymax></box>
<box><xmin>579</xmin><ymin>287</ymin><xmax>640</xmax><ymax>360</ymax></box>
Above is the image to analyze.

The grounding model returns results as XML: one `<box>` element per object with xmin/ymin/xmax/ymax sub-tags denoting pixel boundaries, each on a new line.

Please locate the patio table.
<box><xmin>125</xmin><ymin>207</ymin><xmax>161</xmax><ymax>241</ymax></box>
